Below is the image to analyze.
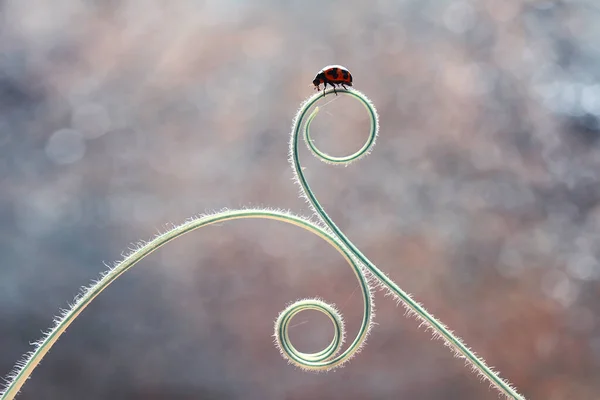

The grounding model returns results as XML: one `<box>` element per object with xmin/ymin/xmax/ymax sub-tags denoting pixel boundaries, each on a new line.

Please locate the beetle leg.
<box><xmin>341</xmin><ymin>83</ymin><xmax>348</xmax><ymax>90</ymax></box>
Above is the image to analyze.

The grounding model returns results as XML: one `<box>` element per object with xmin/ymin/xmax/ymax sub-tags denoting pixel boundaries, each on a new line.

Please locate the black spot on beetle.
<box><xmin>328</xmin><ymin>68</ymin><xmax>339</xmax><ymax>79</ymax></box>
<box><xmin>342</xmin><ymin>70</ymin><xmax>349</xmax><ymax>80</ymax></box>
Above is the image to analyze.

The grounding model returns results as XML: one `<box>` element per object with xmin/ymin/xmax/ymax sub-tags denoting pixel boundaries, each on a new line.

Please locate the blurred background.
<box><xmin>1</xmin><ymin>0</ymin><xmax>600</xmax><ymax>398</ymax></box>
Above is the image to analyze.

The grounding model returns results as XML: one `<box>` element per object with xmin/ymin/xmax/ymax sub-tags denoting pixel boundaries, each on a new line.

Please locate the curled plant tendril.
<box><xmin>0</xmin><ymin>87</ymin><xmax>524</xmax><ymax>400</ymax></box>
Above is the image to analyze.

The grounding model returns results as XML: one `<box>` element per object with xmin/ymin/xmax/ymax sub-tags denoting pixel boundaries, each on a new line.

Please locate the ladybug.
<box><xmin>312</xmin><ymin>65</ymin><xmax>353</xmax><ymax>96</ymax></box>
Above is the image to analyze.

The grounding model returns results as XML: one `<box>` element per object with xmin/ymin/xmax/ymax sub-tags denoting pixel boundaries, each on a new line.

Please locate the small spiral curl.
<box><xmin>274</xmin><ymin>299</ymin><xmax>345</xmax><ymax>369</ymax></box>
<box><xmin>302</xmin><ymin>89</ymin><xmax>378</xmax><ymax>165</ymax></box>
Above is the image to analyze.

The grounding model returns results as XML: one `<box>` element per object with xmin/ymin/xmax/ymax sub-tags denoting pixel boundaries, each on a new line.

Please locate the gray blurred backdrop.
<box><xmin>1</xmin><ymin>0</ymin><xmax>600</xmax><ymax>399</ymax></box>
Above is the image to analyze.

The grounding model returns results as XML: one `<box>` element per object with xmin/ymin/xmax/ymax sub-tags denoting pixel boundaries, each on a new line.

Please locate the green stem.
<box><xmin>0</xmin><ymin>87</ymin><xmax>524</xmax><ymax>400</ymax></box>
<box><xmin>0</xmin><ymin>210</ymin><xmax>370</xmax><ymax>399</ymax></box>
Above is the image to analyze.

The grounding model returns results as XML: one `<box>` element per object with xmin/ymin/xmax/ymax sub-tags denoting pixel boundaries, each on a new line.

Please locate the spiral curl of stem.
<box><xmin>0</xmin><ymin>87</ymin><xmax>524</xmax><ymax>400</ymax></box>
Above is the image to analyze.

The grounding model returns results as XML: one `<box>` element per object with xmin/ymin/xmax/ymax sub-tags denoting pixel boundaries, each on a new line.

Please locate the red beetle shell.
<box><xmin>312</xmin><ymin>65</ymin><xmax>353</xmax><ymax>94</ymax></box>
